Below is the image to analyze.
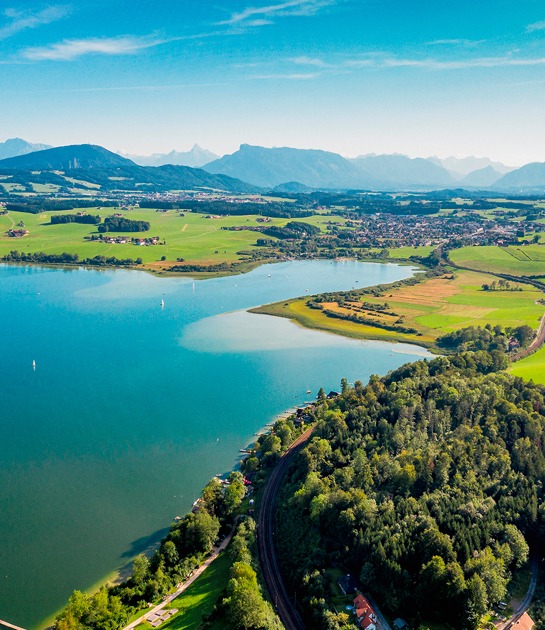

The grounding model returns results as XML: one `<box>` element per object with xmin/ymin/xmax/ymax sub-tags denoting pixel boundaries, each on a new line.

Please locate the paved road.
<box><xmin>497</xmin><ymin>556</ymin><xmax>539</xmax><ymax>630</ymax></box>
<box><xmin>122</xmin><ymin>524</ymin><xmax>237</xmax><ymax>630</ymax></box>
<box><xmin>257</xmin><ymin>427</ymin><xmax>315</xmax><ymax>630</ymax></box>
<box><xmin>512</xmin><ymin>314</ymin><xmax>545</xmax><ymax>361</ymax></box>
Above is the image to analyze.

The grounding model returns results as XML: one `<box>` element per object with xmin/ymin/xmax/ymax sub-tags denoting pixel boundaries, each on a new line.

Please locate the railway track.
<box><xmin>257</xmin><ymin>426</ymin><xmax>315</xmax><ymax>630</ymax></box>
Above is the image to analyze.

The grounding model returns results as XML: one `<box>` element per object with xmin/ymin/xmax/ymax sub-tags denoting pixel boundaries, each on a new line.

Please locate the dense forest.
<box><xmin>275</xmin><ymin>352</ymin><xmax>545</xmax><ymax>629</ymax></box>
<box><xmin>51</xmin><ymin>213</ymin><xmax>101</xmax><ymax>225</ymax></box>
<box><xmin>98</xmin><ymin>216</ymin><xmax>150</xmax><ymax>232</ymax></box>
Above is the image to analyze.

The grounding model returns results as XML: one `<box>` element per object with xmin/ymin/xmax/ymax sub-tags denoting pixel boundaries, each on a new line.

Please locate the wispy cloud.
<box><xmin>527</xmin><ymin>19</ymin><xmax>545</xmax><ymax>32</ymax></box>
<box><xmin>20</xmin><ymin>32</ymin><xmax>216</xmax><ymax>61</ymax></box>
<box><xmin>21</xmin><ymin>34</ymin><xmax>167</xmax><ymax>61</ymax></box>
<box><xmin>292</xmin><ymin>52</ymin><xmax>545</xmax><ymax>71</ymax></box>
<box><xmin>427</xmin><ymin>38</ymin><xmax>486</xmax><ymax>47</ymax></box>
<box><xmin>290</xmin><ymin>55</ymin><xmax>331</xmax><ymax>67</ymax></box>
<box><xmin>250</xmin><ymin>72</ymin><xmax>319</xmax><ymax>80</ymax></box>
<box><xmin>219</xmin><ymin>0</ymin><xmax>336</xmax><ymax>26</ymax></box>
<box><xmin>0</xmin><ymin>5</ymin><xmax>70</xmax><ymax>40</ymax></box>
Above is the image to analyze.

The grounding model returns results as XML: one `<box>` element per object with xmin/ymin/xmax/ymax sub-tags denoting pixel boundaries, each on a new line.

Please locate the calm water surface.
<box><xmin>0</xmin><ymin>260</ymin><xmax>431</xmax><ymax>627</ymax></box>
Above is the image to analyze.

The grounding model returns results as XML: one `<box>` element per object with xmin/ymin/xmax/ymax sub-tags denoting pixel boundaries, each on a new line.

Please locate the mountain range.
<box><xmin>0</xmin><ymin>139</ymin><xmax>544</xmax><ymax>192</ymax></box>
<box><xmin>0</xmin><ymin>145</ymin><xmax>259</xmax><ymax>194</ymax></box>
<box><xmin>122</xmin><ymin>144</ymin><xmax>219</xmax><ymax>168</ymax></box>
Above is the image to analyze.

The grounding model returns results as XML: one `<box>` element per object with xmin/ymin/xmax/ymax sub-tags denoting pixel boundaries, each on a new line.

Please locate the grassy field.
<box><xmin>450</xmin><ymin>244</ymin><xmax>545</xmax><ymax>276</ymax></box>
<box><xmin>0</xmin><ymin>208</ymin><xmax>355</xmax><ymax>269</ymax></box>
<box><xmin>510</xmin><ymin>346</ymin><xmax>545</xmax><ymax>384</ymax></box>
<box><xmin>136</xmin><ymin>551</ymin><xmax>232</xmax><ymax>630</ymax></box>
<box><xmin>362</xmin><ymin>245</ymin><xmax>435</xmax><ymax>259</ymax></box>
<box><xmin>254</xmin><ymin>269</ymin><xmax>544</xmax><ymax>351</ymax></box>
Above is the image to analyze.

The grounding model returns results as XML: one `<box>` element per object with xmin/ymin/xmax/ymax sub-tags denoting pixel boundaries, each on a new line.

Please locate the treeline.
<box><xmin>56</xmin><ymin>471</ymin><xmax>247</xmax><ymax>629</ymax></box>
<box><xmin>261</xmin><ymin>221</ymin><xmax>321</xmax><ymax>240</ymax></box>
<box><xmin>51</xmin><ymin>214</ymin><xmax>101</xmax><ymax>225</ymax></box>
<box><xmin>166</xmin><ymin>199</ymin><xmax>314</xmax><ymax>219</ymax></box>
<box><xmin>2</xmin><ymin>250</ymin><xmax>142</xmax><ymax>267</ymax></box>
<box><xmin>5</xmin><ymin>199</ymin><xmax>117</xmax><ymax>213</ymax></box>
<box><xmin>98</xmin><ymin>216</ymin><xmax>150</xmax><ymax>232</ymax></box>
<box><xmin>437</xmin><ymin>324</ymin><xmax>535</xmax><ymax>353</ymax></box>
<box><xmin>275</xmin><ymin>351</ymin><xmax>545</xmax><ymax>629</ymax></box>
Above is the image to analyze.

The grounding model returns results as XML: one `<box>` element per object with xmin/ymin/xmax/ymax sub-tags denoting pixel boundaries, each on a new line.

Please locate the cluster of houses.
<box><xmin>7</xmin><ymin>228</ymin><xmax>29</xmax><ymax>237</ymax></box>
<box><xmin>327</xmin><ymin>213</ymin><xmax>540</xmax><ymax>250</ymax></box>
<box><xmin>85</xmin><ymin>234</ymin><xmax>161</xmax><ymax>246</ymax></box>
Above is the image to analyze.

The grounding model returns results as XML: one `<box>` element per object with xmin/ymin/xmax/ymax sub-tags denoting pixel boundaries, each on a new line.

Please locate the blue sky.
<box><xmin>1</xmin><ymin>0</ymin><xmax>545</xmax><ymax>164</ymax></box>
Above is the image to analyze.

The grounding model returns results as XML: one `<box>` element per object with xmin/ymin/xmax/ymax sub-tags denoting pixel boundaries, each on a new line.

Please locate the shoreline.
<box><xmin>36</xmin><ymin>402</ymin><xmax>313</xmax><ymax>630</ymax></box>
<box><xmin>20</xmin><ymin>256</ymin><xmax>421</xmax><ymax>628</ymax></box>
<box><xmin>0</xmin><ymin>254</ymin><xmax>418</xmax><ymax>281</ymax></box>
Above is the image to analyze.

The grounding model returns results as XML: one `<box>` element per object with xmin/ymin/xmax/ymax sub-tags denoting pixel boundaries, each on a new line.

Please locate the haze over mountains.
<box><xmin>122</xmin><ymin>144</ymin><xmax>219</xmax><ymax>168</ymax></box>
<box><xmin>0</xmin><ymin>138</ymin><xmax>544</xmax><ymax>192</ymax></box>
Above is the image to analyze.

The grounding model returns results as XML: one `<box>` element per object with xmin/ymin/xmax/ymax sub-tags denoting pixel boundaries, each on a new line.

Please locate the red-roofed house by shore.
<box><xmin>353</xmin><ymin>594</ymin><xmax>378</xmax><ymax>630</ymax></box>
<box><xmin>512</xmin><ymin>612</ymin><xmax>535</xmax><ymax>630</ymax></box>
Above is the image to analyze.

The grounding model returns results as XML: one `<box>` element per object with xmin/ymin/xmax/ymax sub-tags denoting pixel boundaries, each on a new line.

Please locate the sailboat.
<box><xmin>32</xmin><ymin>359</ymin><xmax>36</xmax><ymax>370</ymax></box>
<box><xmin>161</xmin><ymin>299</ymin><xmax>165</xmax><ymax>309</ymax></box>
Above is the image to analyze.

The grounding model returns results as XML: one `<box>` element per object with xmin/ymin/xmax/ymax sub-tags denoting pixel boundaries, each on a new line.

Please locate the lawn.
<box><xmin>140</xmin><ymin>551</ymin><xmax>232</xmax><ymax>630</ymax></box>
<box><xmin>450</xmin><ymin>244</ymin><xmax>545</xmax><ymax>276</ymax></box>
<box><xmin>510</xmin><ymin>346</ymin><xmax>545</xmax><ymax>384</ymax></box>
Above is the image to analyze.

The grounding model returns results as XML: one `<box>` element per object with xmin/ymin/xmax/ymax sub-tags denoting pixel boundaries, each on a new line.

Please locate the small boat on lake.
<box><xmin>32</xmin><ymin>359</ymin><xmax>36</xmax><ymax>370</ymax></box>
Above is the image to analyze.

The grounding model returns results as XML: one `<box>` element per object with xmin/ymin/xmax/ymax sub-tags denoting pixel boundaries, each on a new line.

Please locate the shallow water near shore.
<box><xmin>0</xmin><ymin>260</ymin><xmax>431</xmax><ymax>627</ymax></box>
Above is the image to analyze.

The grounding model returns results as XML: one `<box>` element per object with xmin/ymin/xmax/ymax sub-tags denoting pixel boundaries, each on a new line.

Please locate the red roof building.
<box><xmin>353</xmin><ymin>594</ymin><xmax>378</xmax><ymax>630</ymax></box>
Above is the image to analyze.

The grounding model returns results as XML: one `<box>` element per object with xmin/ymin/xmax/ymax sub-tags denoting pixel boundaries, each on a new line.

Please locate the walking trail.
<box><xmin>122</xmin><ymin>524</ymin><xmax>237</xmax><ymax>630</ymax></box>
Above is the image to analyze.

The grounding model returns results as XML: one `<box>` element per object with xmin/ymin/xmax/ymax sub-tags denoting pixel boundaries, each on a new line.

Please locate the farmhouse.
<box><xmin>8</xmin><ymin>229</ymin><xmax>29</xmax><ymax>238</ymax></box>
<box><xmin>512</xmin><ymin>613</ymin><xmax>535</xmax><ymax>630</ymax></box>
<box><xmin>353</xmin><ymin>594</ymin><xmax>378</xmax><ymax>630</ymax></box>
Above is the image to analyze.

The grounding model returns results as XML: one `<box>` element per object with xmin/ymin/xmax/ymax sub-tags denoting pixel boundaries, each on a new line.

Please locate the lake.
<box><xmin>0</xmin><ymin>260</ymin><xmax>431</xmax><ymax>627</ymax></box>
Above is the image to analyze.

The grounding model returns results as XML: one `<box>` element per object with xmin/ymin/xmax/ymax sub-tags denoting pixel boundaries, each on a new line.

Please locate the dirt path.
<box><xmin>122</xmin><ymin>524</ymin><xmax>237</xmax><ymax>630</ymax></box>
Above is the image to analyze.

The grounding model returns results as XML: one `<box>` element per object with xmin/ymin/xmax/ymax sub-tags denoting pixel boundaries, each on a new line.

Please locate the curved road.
<box><xmin>498</xmin><ymin>556</ymin><xmax>539</xmax><ymax>630</ymax></box>
<box><xmin>257</xmin><ymin>426</ymin><xmax>315</xmax><ymax>630</ymax></box>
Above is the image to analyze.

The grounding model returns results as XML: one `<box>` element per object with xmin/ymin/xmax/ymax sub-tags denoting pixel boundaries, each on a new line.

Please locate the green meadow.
<box><xmin>0</xmin><ymin>209</ymin><xmax>262</xmax><ymax>266</ymax></box>
<box><xmin>157</xmin><ymin>551</ymin><xmax>233</xmax><ymax>630</ymax></box>
<box><xmin>510</xmin><ymin>346</ymin><xmax>545</xmax><ymax>384</ymax></box>
<box><xmin>450</xmin><ymin>244</ymin><xmax>545</xmax><ymax>276</ymax></box>
<box><xmin>257</xmin><ymin>268</ymin><xmax>545</xmax><ymax>352</ymax></box>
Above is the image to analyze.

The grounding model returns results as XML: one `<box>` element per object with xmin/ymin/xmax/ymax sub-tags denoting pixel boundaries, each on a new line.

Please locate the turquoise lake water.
<box><xmin>0</xmin><ymin>260</ymin><xmax>431</xmax><ymax>627</ymax></box>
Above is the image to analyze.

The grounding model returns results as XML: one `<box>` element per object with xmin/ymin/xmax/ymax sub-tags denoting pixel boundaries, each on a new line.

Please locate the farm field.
<box><xmin>256</xmin><ymin>269</ymin><xmax>545</xmax><ymax>350</ymax></box>
<box><xmin>510</xmin><ymin>346</ymin><xmax>545</xmax><ymax>384</ymax></box>
<box><xmin>450</xmin><ymin>244</ymin><xmax>545</xmax><ymax>276</ymax></box>
<box><xmin>0</xmin><ymin>208</ymin><xmax>304</xmax><ymax>266</ymax></box>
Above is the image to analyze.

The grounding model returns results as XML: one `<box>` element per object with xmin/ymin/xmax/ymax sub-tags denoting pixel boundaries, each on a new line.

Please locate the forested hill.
<box><xmin>276</xmin><ymin>353</ymin><xmax>545</xmax><ymax>629</ymax></box>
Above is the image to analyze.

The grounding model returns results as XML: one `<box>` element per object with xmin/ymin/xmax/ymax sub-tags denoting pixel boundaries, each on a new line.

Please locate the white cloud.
<box><xmin>251</xmin><ymin>72</ymin><xmax>319</xmax><ymax>80</ymax></box>
<box><xmin>291</xmin><ymin>52</ymin><xmax>545</xmax><ymax>71</ymax></box>
<box><xmin>21</xmin><ymin>33</ymin><xmax>197</xmax><ymax>61</ymax></box>
<box><xmin>527</xmin><ymin>19</ymin><xmax>545</xmax><ymax>32</ymax></box>
<box><xmin>426</xmin><ymin>38</ymin><xmax>486</xmax><ymax>47</ymax></box>
<box><xmin>219</xmin><ymin>0</ymin><xmax>336</xmax><ymax>26</ymax></box>
<box><xmin>0</xmin><ymin>5</ymin><xmax>70</xmax><ymax>40</ymax></box>
<box><xmin>291</xmin><ymin>55</ymin><xmax>330</xmax><ymax>67</ymax></box>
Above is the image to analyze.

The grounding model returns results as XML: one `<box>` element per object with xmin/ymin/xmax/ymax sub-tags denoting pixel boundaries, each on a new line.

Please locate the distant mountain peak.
<box><xmin>122</xmin><ymin>144</ymin><xmax>219</xmax><ymax>168</ymax></box>
<box><xmin>0</xmin><ymin>137</ymin><xmax>52</xmax><ymax>161</ymax></box>
<box><xmin>0</xmin><ymin>144</ymin><xmax>135</xmax><ymax>170</ymax></box>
